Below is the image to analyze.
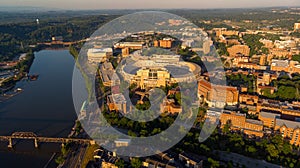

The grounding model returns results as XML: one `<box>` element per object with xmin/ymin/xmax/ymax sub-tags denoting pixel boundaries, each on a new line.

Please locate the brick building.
<box><xmin>239</xmin><ymin>94</ymin><xmax>259</xmax><ymax>105</ymax></box>
<box><xmin>294</xmin><ymin>23</ymin><xmax>300</xmax><ymax>32</ymax></box>
<box><xmin>154</xmin><ymin>38</ymin><xmax>174</xmax><ymax>48</ymax></box>
<box><xmin>275</xmin><ymin>119</ymin><xmax>300</xmax><ymax>146</ymax></box>
<box><xmin>271</xmin><ymin>59</ymin><xmax>300</xmax><ymax>74</ymax></box>
<box><xmin>160</xmin><ymin>99</ymin><xmax>182</xmax><ymax>114</ymax></box>
<box><xmin>227</xmin><ymin>45</ymin><xmax>250</xmax><ymax>57</ymax></box>
<box><xmin>198</xmin><ymin>80</ymin><xmax>239</xmax><ymax>107</ymax></box>
<box><xmin>107</xmin><ymin>94</ymin><xmax>127</xmax><ymax>114</ymax></box>
<box><xmin>220</xmin><ymin>111</ymin><xmax>264</xmax><ymax>137</ymax></box>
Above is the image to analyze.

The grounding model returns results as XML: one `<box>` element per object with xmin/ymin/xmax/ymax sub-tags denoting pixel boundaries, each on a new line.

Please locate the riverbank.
<box><xmin>0</xmin><ymin>50</ymin><xmax>35</xmax><ymax>96</ymax></box>
<box><xmin>0</xmin><ymin>46</ymin><xmax>70</xmax><ymax>102</ymax></box>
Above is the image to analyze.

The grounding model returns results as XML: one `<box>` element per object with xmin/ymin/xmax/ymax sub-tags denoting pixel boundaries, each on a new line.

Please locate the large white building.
<box><xmin>274</xmin><ymin>40</ymin><xmax>296</xmax><ymax>49</ymax></box>
<box><xmin>120</xmin><ymin>53</ymin><xmax>201</xmax><ymax>84</ymax></box>
<box><xmin>87</xmin><ymin>48</ymin><xmax>113</xmax><ymax>63</ymax></box>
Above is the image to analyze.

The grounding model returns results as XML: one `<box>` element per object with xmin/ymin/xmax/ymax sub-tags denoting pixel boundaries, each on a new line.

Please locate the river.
<box><xmin>0</xmin><ymin>50</ymin><xmax>79</xmax><ymax>168</ymax></box>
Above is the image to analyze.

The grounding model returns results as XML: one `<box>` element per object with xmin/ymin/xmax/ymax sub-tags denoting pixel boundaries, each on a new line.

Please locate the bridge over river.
<box><xmin>0</xmin><ymin>132</ymin><xmax>95</xmax><ymax>148</ymax></box>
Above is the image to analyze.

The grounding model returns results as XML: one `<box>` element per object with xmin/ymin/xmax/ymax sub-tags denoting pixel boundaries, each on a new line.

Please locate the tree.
<box><xmin>247</xmin><ymin>145</ymin><xmax>257</xmax><ymax>154</ymax></box>
<box><xmin>292</xmin><ymin>55</ymin><xmax>300</xmax><ymax>62</ymax></box>
<box><xmin>215</xmin><ymin>42</ymin><xmax>229</xmax><ymax>56</ymax></box>
<box><xmin>208</xmin><ymin>158</ymin><xmax>220</xmax><ymax>168</ymax></box>
<box><xmin>277</xmin><ymin>86</ymin><xmax>296</xmax><ymax>100</ymax></box>
<box><xmin>131</xmin><ymin>158</ymin><xmax>142</xmax><ymax>168</ymax></box>
<box><xmin>115</xmin><ymin>159</ymin><xmax>125</xmax><ymax>168</ymax></box>
<box><xmin>266</xmin><ymin>144</ymin><xmax>279</xmax><ymax>158</ymax></box>
<box><xmin>222</xmin><ymin>121</ymin><xmax>231</xmax><ymax>135</ymax></box>
<box><xmin>128</xmin><ymin>130</ymin><xmax>137</xmax><ymax>137</ymax></box>
<box><xmin>242</xmin><ymin>34</ymin><xmax>264</xmax><ymax>56</ymax></box>
<box><xmin>55</xmin><ymin>156</ymin><xmax>65</xmax><ymax>165</ymax></box>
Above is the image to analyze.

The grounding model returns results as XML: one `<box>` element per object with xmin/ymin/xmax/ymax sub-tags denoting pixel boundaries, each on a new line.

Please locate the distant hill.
<box><xmin>0</xmin><ymin>6</ymin><xmax>59</xmax><ymax>12</ymax></box>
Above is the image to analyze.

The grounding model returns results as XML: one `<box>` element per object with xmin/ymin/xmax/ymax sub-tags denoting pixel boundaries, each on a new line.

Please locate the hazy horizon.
<box><xmin>1</xmin><ymin>0</ymin><xmax>299</xmax><ymax>10</ymax></box>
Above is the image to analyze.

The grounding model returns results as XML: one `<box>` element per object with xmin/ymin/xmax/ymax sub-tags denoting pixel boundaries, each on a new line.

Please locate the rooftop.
<box><xmin>260</xmin><ymin>111</ymin><xmax>281</xmax><ymax>119</ymax></box>
<box><xmin>107</xmin><ymin>94</ymin><xmax>126</xmax><ymax>104</ymax></box>
<box><xmin>276</xmin><ymin>119</ymin><xmax>300</xmax><ymax>129</ymax></box>
<box><xmin>246</xmin><ymin>119</ymin><xmax>263</xmax><ymax>126</ymax></box>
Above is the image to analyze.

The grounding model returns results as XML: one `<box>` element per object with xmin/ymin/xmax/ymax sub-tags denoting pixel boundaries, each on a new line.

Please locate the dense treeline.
<box><xmin>0</xmin><ymin>14</ymin><xmax>118</xmax><ymax>61</ymax></box>
<box><xmin>176</xmin><ymin>127</ymin><xmax>300</xmax><ymax>168</ymax></box>
<box><xmin>262</xmin><ymin>74</ymin><xmax>300</xmax><ymax>101</ymax></box>
<box><xmin>242</xmin><ymin>34</ymin><xmax>269</xmax><ymax>56</ymax></box>
<box><xmin>171</xmin><ymin>8</ymin><xmax>300</xmax><ymax>30</ymax></box>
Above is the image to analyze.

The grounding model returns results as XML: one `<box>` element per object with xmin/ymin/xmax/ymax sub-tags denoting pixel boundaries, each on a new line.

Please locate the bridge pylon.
<box><xmin>8</xmin><ymin>138</ymin><xmax>13</xmax><ymax>148</ymax></box>
<box><xmin>34</xmin><ymin>138</ymin><xmax>38</xmax><ymax>148</ymax></box>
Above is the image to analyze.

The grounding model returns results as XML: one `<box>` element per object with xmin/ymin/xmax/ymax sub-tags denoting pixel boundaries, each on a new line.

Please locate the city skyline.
<box><xmin>1</xmin><ymin>0</ymin><xmax>300</xmax><ymax>10</ymax></box>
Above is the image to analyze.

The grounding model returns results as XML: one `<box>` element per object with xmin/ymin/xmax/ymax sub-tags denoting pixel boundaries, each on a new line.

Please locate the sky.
<box><xmin>1</xmin><ymin>0</ymin><xmax>300</xmax><ymax>10</ymax></box>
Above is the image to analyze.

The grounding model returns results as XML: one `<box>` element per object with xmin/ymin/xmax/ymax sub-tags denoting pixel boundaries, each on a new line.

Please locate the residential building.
<box><xmin>294</xmin><ymin>23</ymin><xmax>300</xmax><ymax>32</ymax></box>
<box><xmin>256</xmin><ymin>72</ymin><xmax>272</xmax><ymax>86</ymax></box>
<box><xmin>259</xmin><ymin>54</ymin><xmax>267</xmax><ymax>65</ymax></box>
<box><xmin>226</xmin><ymin>39</ymin><xmax>240</xmax><ymax>46</ymax></box>
<box><xmin>258</xmin><ymin>110</ymin><xmax>300</xmax><ymax>146</ymax></box>
<box><xmin>142</xmin><ymin>159</ymin><xmax>176</xmax><ymax>168</ymax></box>
<box><xmin>259</xmin><ymin>111</ymin><xmax>281</xmax><ymax>128</ymax></box>
<box><xmin>101</xmin><ymin>162</ymin><xmax>118</xmax><ymax>168</ymax></box>
<box><xmin>257</xmin><ymin>99</ymin><xmax>300</xmax><ymax>117</ymax></box>
<box><xmin>274</xmin><ymin>40</ymin><xmax>296</xmax><ymax>49</ymax></box>
<box><xmin>239</xmin><ymin>94</ymin><xmax>259</xmax><ymax>105</ymax></box>
<box><xmin>114</xmin><ymin>42</ymin><xmax>144</xmax><ymax>50</ymax></box>
<box><xmin>257</xmin><ymin>99</ymin><xmax>282</xmax><ymax>113</ymax></box>
<box><xmin>179</xmin><ymin>152</ymin><xmax>203</xmax><ymax>168</ymax></box>
<box><xmin>236</xmin><ymin>62</ymin><xmax>267</xmax><ymax>70</ymax></box>
<box><xmin>259</xmin><ymin>39</ymin><xmax>274</xmax><ymax>48</ymax></box>
<box><xmin>275</xmin><ymin>119</ymin><xmax>300</xmax><ymax>146</ymax></box>
<box><xmin>214</xmin><ymin>28</ymin><xmax>239</xmax><ymax>37</ymax></box>
<box><xmin>227</xmin><ymin>45</ymin><xmax>250</xmax><ymax>57</ymax></box>
<box><xmin>271</xmin><ymin>59</ymin><xmax>300</xmax><ymax>73</ymax></box>
<box><xmin>198</xmin><ymin>80</ymin><xmax>239</xmax><ymax>107</ymax></box>
<box><xmin>160</xmin><ymin>99</ymin><xmax>182</xmax><ymax>114</ymax></box>
<box><xmin>220</xmin><ymin>111</ymin><xmax>264</xmax><ymax>137</ymax></box>
<box><xmin>269</xmin><ymin>48</ymin><xmax>292</xmax><ymax>58</ymax></box>
<box><xmin>107</xmin><ymin>94</ymin><xmax>127</xmax><ymax>113</ymax></box>
<box><xmin>99</xmin><ymin>62</ymin><xmax>117</xmax><ymax>86</ymax></box>
<box><xmin>232</xmin><ymin>55</ymin><xmax>250</xmax><ymax>67</ymax></box>
<box><xmin>154</xmin><ymin>38</ymin><xmax>174</xmax><ymax>48</ymax></box>
<box><xmin>122</xmin><ymin>47</ymin><xmax>130</xmax><ymax>57</ymax></box>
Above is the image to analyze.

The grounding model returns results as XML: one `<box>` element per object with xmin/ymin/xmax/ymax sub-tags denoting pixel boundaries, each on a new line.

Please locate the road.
<box><xmin>63</xmin><ymin>144</ymin><xmax>88</xmax><ymax>168</ymax></box>
<box><xmin>216</xmin><ymin>150</ymin><xmax>283</xmax><ymax>168</ymax></box>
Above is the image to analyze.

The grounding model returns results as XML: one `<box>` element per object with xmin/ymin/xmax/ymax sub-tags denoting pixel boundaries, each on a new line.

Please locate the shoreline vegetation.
<box><xmin>69</xmin><ymin>45</ymin><xmax>93</xmax><ymax>101</ymax></box>
<box><xmin>0</xmin><ymin>45</ymin><xmax>65</xmax><ymax>99</ymax></box>
<box><xmin>54</xmin><ymin>45</ymin><xmax>94</xmax><ymax>168</ymax></box>
<box><xmin>0</xmin><ymin>50</ymin><xmax>34</xmax><ymax>94</ymax></box>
